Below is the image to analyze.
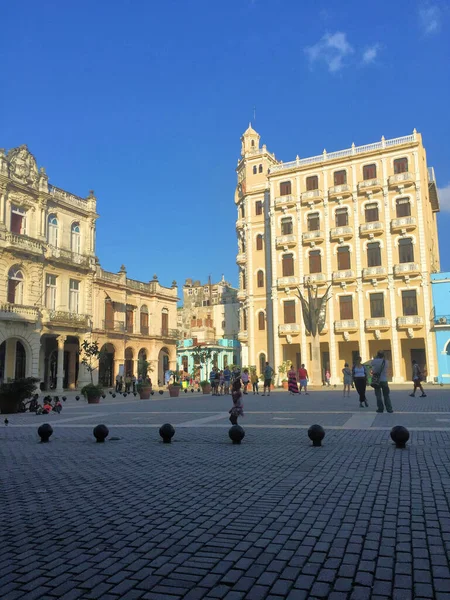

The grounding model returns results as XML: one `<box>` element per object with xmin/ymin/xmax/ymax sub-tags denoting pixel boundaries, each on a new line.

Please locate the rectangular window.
<box><xmin>334</xmin><ymin>170</ymin><xmax>347</xmax><ymax>185</ymax></box>
<box><xmin>337</xmin><ymin>247</ymin><xmax>351</xmax><ymax>270</ymax></box>
<box><xmin>370</xmin><ymin>293</ymin><xmax>385</xmax><ymax>318</ymax></box>
<box><xmin>282</xmin><ymin>254</ymin><xmax>294</xmax><ymax>277</ymax></box>
<box><xmin>335</xmin><ymin>208</ymin><xmax>348</xmax><ymax>227</ymax></box>
<box><xmin>255</xmin><ymin>201</ymin><xmax>262</xmax><ymax>215</ymax></box>
<box><xmin>202</xmin><ymin>299</ymin><xmax>211</xmax><ymax>306</ymax></box>
<box><xmin>45</xmin><ymin>274</ymin><xmax>57</xmax><ymax>310</ymax></box>
<box><xmin>307</xmin><ymin>213</ymin><xmax>320</xmax><ymax>231</ymax></box>
<box><xmin>284</xmin><ymin>300</ymin><xmax>296</xmax><ymax>324</ymax></box>
<box><xmin>281</xmin><ymin>218</ymin><xmax>293</xmax><ymax>235</ymax></box>
<box><xmin>396</xmin><ymin>198</ymin><xmax>411</xmax><ymax>218</ymax></box>
<box><xmin>306</xmin><ymin>175</ymin><xmax>318</xmax><ymax>191</ymax></box>
<box><xmin>11</xmin><ymin>207</ymin><xmax>26</xmax><ymax>234</ymax></box>
<box><xmin>309</xmin><ymin>250</ymin><xmax>321</xmax><ymax>274</ymax></box>
<box><xmin>69</xmin><ymin>279</ymin><xmax>80</xmax><ymax>313</ymax></box>
<box><xmin>394</xmin><ymin>157</ymin><xmax>408</xmax><ymax>174</ymax></box>
<box><xmin>367</xmin><ymin>242</ymin><xmax>382</xmax><ymax>267</ymax></box>
<box><xmin>402</xmin><ymin>290</ymin><xmax>418</xmax><ymax>316</ymax></box>
<box><xmin>398</xmin><ymin>238</ymin><xmax>414</xmax><ymax>263</ymax></box>
<box><xmin>280</xmin><ymin>181</ymin><xmax>291</xmax><ymax>196</ymax></box>
<box><xmin>140</xmin><ymin>311</ymin><xmax>149</xmax><ymax>334</ymax></box>
<box><xmin>126</xmin><ymin>308</ymin><xmax>134</xmax><ymax>333</ymax></box>
<box><xmin>363</xmin><ymin>164</ymin><xmax>377</xmax><ymax>180</ymax></box>
<box><xmin>339</xmin><ymin>296</ymin><xmax>353</xmax><ymax>320</ymax></box>
<box><xmin>105</xmin><ymin>300</ymin><xmax>114</xmax><ymax>328</ymax></box>
<box><xmin>365</xmin><ymin>203</ymin><xmax>379</xmax><ymax>223</ymax></box>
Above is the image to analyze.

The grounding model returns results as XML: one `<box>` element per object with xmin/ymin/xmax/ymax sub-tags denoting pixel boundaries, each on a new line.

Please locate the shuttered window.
<box><xmin>367</xmin><ymin>242</ymin><xmax>381</xmax><ymax>267</ymax></box>
<box><xmin>370</xmin><ymin>293</ymin><xmax>385</xmax><ymax>318</ymax></box>
<box><xmin>399</xmin><ymin>238</ymin><xmax>414</xmax><ymax>263</ymax></box>
<box><xmin>309</xmin><ymin>250</ymin><xmax>321</xmax><ymax>274</ymax></box>
<box><xmin>282</xmin><ymin>254</ymin><xmax>294</xmax><ymax>277</ymax></box>
<box><xmin>339</xmin><ymin>296</ymin><xmax>353</xmax><ymax>320</ymax></box>
<box><xmin>396</xmin><ymin>198</ymin><xmax>411</xmax><ymax>217</ymax></box>
<box><xmin>337</xmin><ymin>247</ymin><xmax>351</xmax><ymax>270</ymax></box>
<box><xmin>363</xmin><ymin>164</ymin><xmax>377</xmax><ymax>180</ymax></box>
<box><xmin>280</xmin><ymin>181</ymin><xmax>291</xmax><ymax>196</ymax></box>
<box><xmin>394</xmin><ymin>157</ymin><xmax>408</xmax><ymax>174</ymax></box>
<box><xmin>284</xmin><ymin>300</ymin><xmax>296</xmax><ymax>324</ymax></box>
<box><xmin>334</xmin><ymin>170</ymin><xmax>347</xmax><ymax>185</ymax></box>
<box><xmin>306</xmin><ymin>175</ymin><xmax>318</xmax><ymax>191</ymax></box>
<box><xmin>402</xmin><ymin>290</ymin><xmax>418</xmax><ymax>316</ymax></box>
<box><xmin>365</xmin><ymin>203</ymin><xmax>379</xmax><ymax>223</ymax></box>
<box><xmin>335</xmin><ymin>208</ymin><xmax>348</xmax><ymax>227</ymax></box>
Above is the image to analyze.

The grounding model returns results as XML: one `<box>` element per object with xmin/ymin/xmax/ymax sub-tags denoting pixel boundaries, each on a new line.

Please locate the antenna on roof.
<box><xmin>253</xmin><ymin>105</ymin><xmax>256</xmax><ymax>122</ymax></box>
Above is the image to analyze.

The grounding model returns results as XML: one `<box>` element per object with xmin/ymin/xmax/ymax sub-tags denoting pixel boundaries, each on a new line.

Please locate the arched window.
<box><xmin>257</xmin><ymin>270</ymin><xmax>264</xmax><ymax>288</ymax></box>
<box><xmin>7</xmin><ymin>266</ymin><xmax>24</xmax><ymax>304</ymax></box>
<box><xmin>259</xmin><ymin>353</ymin><xmax>266</xmax><ymax>375</ymax></box>
<box><xmin>253</xmin><ymin>165</ymin><xmax>257</xmax><ymax>174</ymax></box>
<box><xmin>71</xmin><ymin>222</ymin><xmax>81</xmax><ymax>254</ymax></box>
<box><xmin>256</xmin><ymin>234</ymin><xmax>263</xmax><ymax>251</ymax></box>
<box><xmin>258</xmin><ymin>311</ymin><xmax>265</xmax><ymax>330</ymax></box>
<box><xmin>140</xmin><ymin>305</ymin><xmax>149</xmax><ymax>335</ymax></box>
<box><xmin>48</xmin><ymin>215</ymin><xmax>58</xmax><ymax>247</ymax></box>
<box><xmin>258</xmin><ymin>164</ymin><xmax>263</xmax><ymax>173</ymax></box>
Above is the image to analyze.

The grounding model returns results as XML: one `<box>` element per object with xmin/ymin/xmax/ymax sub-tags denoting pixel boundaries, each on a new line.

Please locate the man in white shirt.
<box><xmin>370</xmin><ymin>351</ymin><xmax>394</xmax><ymax>413</ymax></box>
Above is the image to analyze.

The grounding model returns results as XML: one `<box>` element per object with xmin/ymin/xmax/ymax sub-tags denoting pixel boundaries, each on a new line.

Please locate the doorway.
<box><xmin>410</xmin><ymin>349</ymin><xmax>427</xmax><ymax>379</ymax></box>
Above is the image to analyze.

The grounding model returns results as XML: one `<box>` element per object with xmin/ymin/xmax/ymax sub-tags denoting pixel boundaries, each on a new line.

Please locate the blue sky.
<box><xmin>1</xmin><ymin>0</ymin><xmax>449</xmax><ymax>289</ymax></box>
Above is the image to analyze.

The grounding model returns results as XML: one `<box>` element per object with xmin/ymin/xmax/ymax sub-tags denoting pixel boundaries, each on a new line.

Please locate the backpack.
<box><xmin>370</xmin><ymin>360</ymin><xmax>385</xmax><ymax>388</ymax></box>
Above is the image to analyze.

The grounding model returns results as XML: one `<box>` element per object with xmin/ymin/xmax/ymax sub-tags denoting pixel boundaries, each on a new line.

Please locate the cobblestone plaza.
<box><xmin>2</xmin><ymin>389</ymin><xmax>450</xmax><ymax>600</ymax></box>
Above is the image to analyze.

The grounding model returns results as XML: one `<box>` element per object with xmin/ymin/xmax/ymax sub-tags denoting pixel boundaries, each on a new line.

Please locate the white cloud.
<box><xmin>362</xmin><ymin>44</ymin><xmax>380</xmax><ymax>65</ymax></box>
<box><xmin>419</xmin><ymin>4</ymin><xmax>441</xmax><ymax>35</ymax></box>
<box><xmin>439</xmin><ymin>183</ymin><xmax>450</xmax><ymax>211</ymax></box>
<box><xmin>305</xmin><ymin>32</ymin><xmax>354</xmax><ymax>73</ymax></box>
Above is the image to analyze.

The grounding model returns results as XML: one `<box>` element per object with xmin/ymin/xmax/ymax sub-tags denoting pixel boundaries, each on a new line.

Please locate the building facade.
<box><xmin>0</xmin><ymin>145</ymin><xmax>178</xmax><ymax>390</ymax></box>
<box><xmin>431</xmin><ymin>272</ymin><xmax>450</xmax><ymax>384</ymax></box>
<box><xmin>235</xmin><ymin>126</ymin><xmax>440</xmax><ymax>384</ymax></box>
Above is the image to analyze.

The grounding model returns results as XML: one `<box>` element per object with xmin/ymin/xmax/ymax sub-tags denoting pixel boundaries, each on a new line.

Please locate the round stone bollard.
<box><xmin>159</xmin><ymin>390</ymin><xmax>164</xmax><ymax>395</ymax></box>
<box><xmin>133</xmin><ymin>392</ymin><xmax>137</xmax><ymax>397</ymax></box>
<box><xmin>109</xmin><ymin>391</ymin><xmax>112</xmax><ymax>394</ymax></box>
<box><xmin>75</xmin><ymin>395</ymin><xmax>80</xmax><ymax>401</ymax></box>
<box><xmin>229</xmin><ymin>425</ymin><xmax>245</xmax><ymax>445</ymax></box>
<box><xmin>93</xmin><ymin>424</ymin><xmax>109</xmax><ymax>443</ymax></box>
<box><xmin>390</xmin><ymin>425</ymin><xmax>410</xmax><ymax>448</ymax></box>
<box><xmin>62</xmin><ymin>396</ymin><xmax>67</xmax><ymax>402</ymax></box>
<box><xmin>184</xmin><ymin>389</ymin><xmax>187</xmax><ymax>393</ymax></box>
<box><xmin>308</xmin><ymin>424</ymin><xmax>325</xmax><ymax>447</ymax></box>
<box><xmin>191</xmin><ymin>388</ymin><xmax>194</xmax><ymax>393</ymax></box>
<box><xmin>38</xmin><ymin>423</ymin><xmax>53</xmax><ymax>443</ymax></box>
<box><xmin>123</xmin><ymin>393</ymin><xmax>127</xmax><ymax>397</ymax></box>
<box><xmin>159</xmin><ymin>423</ymin><xmax>175</xmax><ymax>443</ymax></box>
<box><xmin>101</xmin><ymin>394</ymin><xmax>106</xmax><ymax>399</ymax></box>
<box><xmin>112</xmin><ymin>393</ymin><xmax>116</xmax><ymax>398</ymax></box>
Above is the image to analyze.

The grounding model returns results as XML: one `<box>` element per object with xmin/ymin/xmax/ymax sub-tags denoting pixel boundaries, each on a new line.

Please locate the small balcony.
<box><xmin>45</xmin><ymin>310</ymin><xmax>90</xmax><ymax>328</ymax></box>
<box><xmin>235</xmin><ymin>218</ymin><xmax>245</xmax><ymax>230</ymax></box>
<box><xmin>302</xmin><ymin>230</ymin><xmax>324</xmax><ymax>244</ymax></box>
<box><xmin>279</xmin><ymin>323</ymin><xmax>301</xmax><ymax>335</ymax></box>
<box><xmin>332</xmin><ymin>270</ymin><xmax>356</xmax><ymax>283</ymax></box>
<box><xmin>103</xmin><ymin>320</ymin><xmax>125</xmax><ymax>332</ymax></box>
<box><xmin>277</xmin><ymin>276</ymin><xmax>300</xmax><ymax>288</ymax></box>
<box><xmin>47</xmin><ymin>245</ymin><xmax>90</xmax><ymax>268</ymax></box>
<box><xmin>328</xmin><ymin>184</ymin><xmax>352</xmax><ymax>199</ymax></box>
<box><xmin>365</xmin><ymin>318</ymin><xmax>390</xmax><ymax>331</ymax></box>
<box><xmin>397</xmin><ymin>316</ymin><xmax>424</xmax><ymax>329</ymax></box>
<box><xmin>358</xmin><ymin>179</ymin><xmax>383</xmax><ymax>194</ymax></box>
<box><xmin>301</xmin><ymin>189</ymin><xmax>323</xmax><ymax>204</ymax></box>
<box><xmin>330</xmin><ymin>226</ymin><xmax>353</xmax><ymax>241</ymax></box>
<box><xmin>388</xmin><ymin>172</ymin><xmax>415</xmax><ymax>187</ymax></box>
<box><xmin>433</xmin><ymin>315</ymin><xmax>450</xmax><ymax>327</ymax></box>
<box><xmin>335</xmin><ymin>320</ymin><xmax>358</xmax><ymax>332</ymax></box>
<box><xmin>236</xmin><ymin>252</ymin><xmax>246</xmax><ymax>265</ymax></box>
<box><xmin>391</xmin><ymin>216</ymin><xmax>417</xmax><ymax>232</ymax></box>
<box><xmin>362</xmin><ymin>266</ymin><xmax>387</xmax><ymax>280</ymax></box>
<box><xmin>304</xmin><ymin>273</ymin><xmax>327</xmax><ymax>285</ymax></box>
<box><xmin>359</xmin><ymin>221</ymin><xmax>384</xmax><ymax>236</ymax></box>
<box><xmin>276</xmin><ymin>234</ymin><xmax>296</xmax><ymax>248</ymax></box>
<box><xmin>237</xmin><ymin>290</ymin><xmax>247</xmax><ymax>301</ymax></box>
<box><xmin>3</xmin><ymin>232</ymin><xmax>46</xmax><ymax>256</ymax></box>
<box><xmin>0</xmin><ymin>303</ymin><xmax>39</xmax><ymax>323</ymax></box>
<box><xmin>274</xmin><ymin>195</ymin><xmax>296</xmax><ymax>209</ymax></box>
<box><xmin>394</xmin><ymin>263</ymin><xmax>420</xmax><ymax>277</ymax></box>
<box><xmin>238</xmin><ymin>330</ymin><xmax>248</xmax><ymax>342</ymax></box>
<box><xmin>161</xmin><ymin>328</ymin><xmax>178</xmax><ymax>338</ymax></box>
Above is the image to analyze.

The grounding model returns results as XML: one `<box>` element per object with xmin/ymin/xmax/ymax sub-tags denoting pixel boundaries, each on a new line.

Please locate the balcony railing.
<box><xmin>103</xmin><ymin>320</ymin><xmax>125</xmax><ymax>332</ymax></box>
<box><xmin>391</xmin><ymin>217</ymin><xmax>417</xmax><ymax>231</ymax></box>
<box><xmin>276</xmin><ymin>234</ymin><xmax>296</xmax><ymax>247</ymax></box>
<box><xmin>328</xmin><ymin>184</ymin><xmax>351</xmax><ymax>197</ymax></box>
<box><xmin>360</xmin><ymin>222</ymin><xmax>384</xmax><ymax>235</ymax></box>
<box><xmin>335</xmin><ymin>320</ymin><xmax>358</xmax><ymax>332</ymax></box>
<box><xmin>236</xmin><ymin>252</ymin><xmax>246</xmax><ymax>264</ymax></box>
<box><xmin>389</xmin><ymin>172</ymin><xmax>415</xmax><ymax>186</ymax></box>
<box><xmin>362</xmin><ymin>266</ymin><xmax>387</xmax><ymax>280</ymax></box>
<box><xmin>3</xmin><ymin>232</ymin><xmax>45</xmax><ymax>255</ymax></box>
<box><xmin>0</xmin><ymin>303</ymin><xmax>39</xmax><ymax>322</ymax></box>
<box><xmin>358</xmin><ymin>178</ymin><xmax>383</xmax><ymax>193</ymax></box>
<box><xmin>394</xmin><ymin>263</ymin><xmax>420</xmax><ymax>276</ymax></box>
<box><xmin>433</xmin><ymin>315</ymin><xmax>450</xmax><ymax>326</ymax></box>
<box><xmin>277</xmin><ymin>276</ymin><xmax>300</xmax><ymax>287</ymax></box>
<box><xmin>365</xmin><ymin>318</ymin><xmax>390</xmax><ymax>330</ymax></box>
<box><xmin>238</xmin><ymin>330</ymin><xmax>248</xmax><ymax>341</ymax></box>
<box><xmin>397</xmin><ymin>316</ymin><xmax>424</xmax><ymax>329</ymax></box>
<box><xmin>302</xmin><ymin>230</ymin><xmax>324</xmax><ymax>243</ymax></box>
<box><xmin>301</xmin><ymin>189</ymin><xmax>323</xmax><ymax>203</ymax></box>
<box><xmin>48</xmin><ymin>184</ymin><xmax>90</xmax><ymax>211</ymax></box>
<box><xmin>330</xmin><ymin>226</ymin><xmax>353</xmax><ymax>240</ymax></box>
<box><xmin>305</xmin><ymin>273</ymin><xmax>326</xmax><ymax>285</ymax></box>
<box><xmin>279</xmin><ymin>323</ymin><xmax>301</xmax><ymax>334</ymax></box>
<box><xmin>160</xmin><ymin>328</ymin><xmax>179</xmax><ymax>339</ymax></box>
<box><xmin>332</xmin><ymin>270</ymin><xmax>356</xmax><ymax>282</ymax></box>
<box><xmin>47</xmin><ymin>310</ymin><xmax>90</xmax><ymax>327</ymax></box>
<box><xmin>47</xmin><ymin>245</ymin><xmax>90</xmax><ymax>267</ymax></box>
<box><xmin>274</xmin><ymin>194</ymin><xmax>296</xmax><ymax>208</ymax></box>
<box><xmin>237</xmin><ymin>290</ymin><xmax>246</xmax><ymax>301</ymax></box>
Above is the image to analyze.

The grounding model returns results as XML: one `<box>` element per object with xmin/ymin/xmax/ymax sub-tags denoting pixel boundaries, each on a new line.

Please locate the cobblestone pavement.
<box><xmin>1</xmin><ymin>389</ymin><xmax>450</xmax><ymax>599</ymax></box>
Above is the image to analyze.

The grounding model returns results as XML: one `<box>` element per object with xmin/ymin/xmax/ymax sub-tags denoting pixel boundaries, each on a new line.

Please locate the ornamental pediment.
<box><xmin>7</xmin><ymin>145</ymin><xmax>39</xmax><ymax>189</ymax></box>
<box><xmin>8</xmin><ymin>190</ymin><xmax>36</xmax><ymax>208</ymax></box>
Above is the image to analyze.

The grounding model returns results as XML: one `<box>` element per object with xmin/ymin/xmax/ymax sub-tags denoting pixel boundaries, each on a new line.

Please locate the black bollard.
<box><xmin>93</xmin><ymin>424</ymin><xmax>109</xmax><ymax>443</ymax></box>
<box><xmin>159</xmin><ymin>390</ymin><xmax>164</xmax><ymax>395</ymax></box>
<box><xmin>229</xmin><ymin>425</ymin><xmax>245</xmax><ymax>444</ymax></box>
<box><xmin>390</xmin><ymin>426</ymin><xmax>410</xmax><ymax>448</ymax></box>
<box><xmin>308</xmin><ymin>424</ymin><xmax>325</xmax><ymax>447</ymax></box>
<box><xmin>75</xmin><ymin>396</ymin><xmax>80</xmax><ymax>401</ymax></box>
<box><xmin>159</xmin><ymin>423</ymin><xmax>175</xmax><ymax>443</ymax></box>
<box><xmin>38</xmin><ymin>423</ymin><xmax>53</xmax><ymax>443</ymax></box>
<box><xmin>112</xmin><ymin>393</ymin><xmax>116</xmax><ymax>398</ymax></box>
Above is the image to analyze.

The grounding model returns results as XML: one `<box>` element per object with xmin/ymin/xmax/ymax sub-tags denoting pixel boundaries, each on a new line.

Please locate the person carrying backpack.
<box><xmin>410</xmin><ymin>360</ymin><xmax>426</xmax><ymax>398</ymax></box>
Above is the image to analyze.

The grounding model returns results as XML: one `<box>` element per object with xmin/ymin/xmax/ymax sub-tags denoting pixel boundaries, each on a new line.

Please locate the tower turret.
<box><xmin>240</xmin><ymin>123</ymin><xmax>260</xmax><ymax>156</ymax></box>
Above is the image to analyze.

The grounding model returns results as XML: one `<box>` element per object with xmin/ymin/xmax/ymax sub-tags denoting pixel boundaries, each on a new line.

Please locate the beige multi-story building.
<box><xmin>235</xmin><ymin>125</ymin><xmax>440</xmax><ymax>384</ymax></box>
<box><xmin>0</xmin><ymin>144</ymin><xmax>177</xmax><ymax>391</ymax></box>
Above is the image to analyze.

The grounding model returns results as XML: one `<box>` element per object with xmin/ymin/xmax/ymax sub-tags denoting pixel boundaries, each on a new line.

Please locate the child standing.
<box><xmin>241</xmin><ymin>369</ymin><xmax>249</xmax><ymax>395</ymax></box>
<box><xmin>342</xmin><ymin>363</ymin><xmax>352</xmax><ymax>397</ymax></box>
<box><xmin>229</xmin><ymin>389</ymin><xmax>244</xmax><ymax>425</ymax></box>
<box><xmin>251</xmin><ymin>370</ymin><xmax>259</xmax><ymax>395</ymax></box>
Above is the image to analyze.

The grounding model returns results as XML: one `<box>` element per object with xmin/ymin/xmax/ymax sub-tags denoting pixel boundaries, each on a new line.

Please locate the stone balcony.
<box><xmin>365</xmin><ymin>318</ymin><xmax>391</xmax><ymax>330</ymax></box>
<box><xmin>396</xmin><ymin>316</ymin><xmax>424</xmax><ymax>329</ymax></box>
<box><xmin>391</xmin><ymin>216</ymin><xmax>417</xmax><ymax>232</ymax></box>
<box><xmin>2</xmin><ymin>231</ymin><xmax>45</xmax><ymax>256</ymax></box>
<box><xmin>236</xmin><ymin>252</ymin><xmax>246</xmax><ymax>265</ymax></box>
<box><xmin>330</xmin><ymin>226</ymin><xmax>353</xmax><ymax>241</ymax></box>
<box><xmin>332</xmin><ymin>270</ymin><xmax>356</xmax><ymax>283</ymax></box>
<box><xmin>362</xmin><ymin>266</ymin><xmax>387</xmax><ymax>280</ymax></box>
<box><xmin>302</xmin><ymin>230</ymin><xmax>324</xmax><ymax>244</ymax></box>
<box><xmin>46</xmin><ymin>245</ymin><xmax>90</xmax><ymax>268</ymax></box>
<box><xmin>0</xmin><ymin>303</ymin><xmax>39</xmax><ymax>323</ymax></box>
<box><xmin>360</xmin><ymin>221</ymin><xmax>384</xmax><ymax>236</ymax></box>
<box><xmin>238</xmin><ymin>330</ymin><xmax>248</xmax><ymax>342</ymax></box>
<box><xmin>328</xmin><ymin>184</ymin><xmax>352</xmax><ymax>199</ymax></box>
<box><xmin>335</xmin><ymin>320</ymin><xmax>358</xmax><ymax>332</ymax></box>
<box><xmin>274</xmin><ymin>195</ymin><xmax>296</xmax><ymax>209</ymax></box>
<box><xmin>394</xmin><ymin>263</ymin><xmax>420</xmax><ymax>277</ymax></box>
<box><xmin>279</xmin><ymin>323</ymin><xmax>301</xmax><ymax>335</ymax></box>
<box><xmin>276</xmin><ymin>234</ymin><xmax>296</xmax><ymax>248</ymax></box>
<box><xmin>235</xmin><ymin>218</ymin><xmax>245</xmax><ymax>230</ymax></box>
<box><xmin>277</xmin><ymin>276</ymin><xmax>300</xmax><ymax>288</ymax></box>
<box><xmin>44</xmin><ymin>310</ymin><xmax>91</xmax><ymax>328</ymax></box>
<box><xmin>358</xmin><ymin>178</ymin><xmax>383</xmax><ymax>194</ymax></box>
<box><xmin>237</xmin><ymin>290</ymin><xmax>247</xmax><ymax>301</ymax></box>
<box><xmin>301</xmin><ymin>189</ymin><xmax>323</xmax><ymax>204</ymax></box>
<box><xmin>388</xmin><ymin>172</ymin><xmax>415</xmax><ymax>187</ymax></box>
<box><xmin>304</xmin><ymin>273</ymin><xmax>327</xmax><ymax>286</ymax></box>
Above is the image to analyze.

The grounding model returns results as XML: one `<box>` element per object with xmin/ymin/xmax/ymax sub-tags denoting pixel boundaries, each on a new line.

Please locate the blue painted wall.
<box><xmin>431</xmin><ymin>273</ymin><xmax>450</xmax><ymax>383</ymax></box>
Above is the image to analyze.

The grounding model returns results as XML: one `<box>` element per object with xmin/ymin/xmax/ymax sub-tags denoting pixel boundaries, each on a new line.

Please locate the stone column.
<box><xmin>56</xmin><ymin>336</ymin><xmax>66</xmax><ymax>392</ymax></box>
<box><xmin>0</xmin><ymin>185</ymin><xmax>6</xmax><ymax>228</ymax></box>
<box><xmin>68</xmin><ymin>351</ymin><xmax>77</xmax><ymax>389</ymax></box>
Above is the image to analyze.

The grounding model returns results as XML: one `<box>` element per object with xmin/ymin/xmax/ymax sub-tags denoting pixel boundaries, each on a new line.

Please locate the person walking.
<box><xmin>115</xmin><ymin>374</ymin><xmax>121</xmax><ymax>392</ymax></box>
<box><xmin>210</xmin><ymin>367</ymin><xmax>217</xmax><ymax>396</ymax></box>
<box><xmin>410</xmin><ymin>360</ymin><xmax>427</xmax><ymax>398</ymax></box>
<box><xmin>371</xmin><ymin>351</ymin><xmax>393</xmax><ymax>413</ymax></box>
<box><xmin>223</xmin><ymin>366</ymin><xmax>231</xmax><ymax>395</ymax></box>
<box><xmin>298</xmin><ymin>364</ymin><xmax>309</xmax><ymax>395</ymax></box>
<box><xmin>262</xmin><ymin>362</ymin><xmax>274</xmax><ymax>396</ymax></box>
<box><xmin>241</xmin><ymin>369</ymin><xmax>250</xmax><ymax>395</ymax></box>
<box><xmin>352</xmin><ymin>357</ymin><xmax>368</xmax><ymax>407</ymax></box>
<box><xmin>287</xmin><ymin>365</ymin><xmax>299</xmax><ymax>395</ymax></box>
<box><xmin>342</xmin><ymin>363</ymin><xmax>352</xmax><ymax>397</ymax></box>
<box><xmin>251</xmin><ymin>370</ymin><xmax>259</xmax><ymax>395</ymax></box>
<box><xmin>325</xmin><ymin>369</ymin><xmax>331</xmax><ymax>386</ymax></box>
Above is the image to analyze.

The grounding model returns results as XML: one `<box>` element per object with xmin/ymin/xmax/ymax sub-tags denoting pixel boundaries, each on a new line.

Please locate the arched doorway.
<box><xmin>158</xmin><ymin>347</ymin><xmax>170</xmax><ymax>385</ymax></box>
<box><xmin>0</xmin><ymin>338</ymin><xmax>28</xmax><ymax>382</ymax></box>
<box><xmin>125</xmin><ymin>347</ymin><xmax>134</xmax><ymax>377</ymax></box>
<box><xmin>99</xmin><ymin>343</ymin><xmax>115</xmax><ymax>387</ymax></box>
<box><xmin>63</xmin><ymin>336</ymin><xmax>80</xmax><ymax>389</ymax></box>
<box><xmin>137</xmin><ymin>348</ymin><xmax>148</xmax><ymax>378</ymax></box>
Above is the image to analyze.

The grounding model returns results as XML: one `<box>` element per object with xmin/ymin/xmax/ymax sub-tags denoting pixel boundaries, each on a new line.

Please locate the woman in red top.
<box><xmin>298</xmin><ymin>364</ymin><xmax>309</xmax><ymax>395</ymax></box>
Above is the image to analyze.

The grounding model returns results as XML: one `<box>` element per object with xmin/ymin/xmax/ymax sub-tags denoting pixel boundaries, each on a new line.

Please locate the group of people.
<box><xmin>287</xmin><ymin>364</ymin><xmax>309</xmax><ymax>395</ymax></box>
<box><xmin>209</xmin><ymin>362</ymin><xmax>276</xmax><ymax>397</ymax></box>
<box><xmin>115</xmin><ymin>374</ymin><xmax>152</xmax><ymax>393</ymax></box>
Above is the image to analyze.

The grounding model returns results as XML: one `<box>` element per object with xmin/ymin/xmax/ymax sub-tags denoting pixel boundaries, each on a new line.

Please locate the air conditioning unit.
<box><xmin>438</xmin><ymin>317</ymin><xmax>447</xmax><ymax>324</ymax></box>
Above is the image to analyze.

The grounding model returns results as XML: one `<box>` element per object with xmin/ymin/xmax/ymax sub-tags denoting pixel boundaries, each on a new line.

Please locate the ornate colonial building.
<box><xmin>0</xmin><ymin>145</ymin><xmax>178</xmax><ymax>390</ymax></box>
<box><xmin>235</xmin><ymin>126</ymin><xmax>440</xmax><ymax>384</ymax></box>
